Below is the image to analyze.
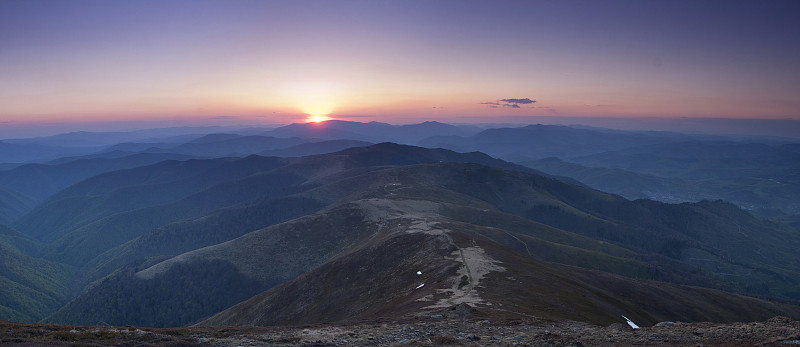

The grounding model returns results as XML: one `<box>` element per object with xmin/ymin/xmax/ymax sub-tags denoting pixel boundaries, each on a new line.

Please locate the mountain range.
<box><xmin>0</xmin><ymin>121</ymin><xmax>799</xmax><ymax>330</ymax></box>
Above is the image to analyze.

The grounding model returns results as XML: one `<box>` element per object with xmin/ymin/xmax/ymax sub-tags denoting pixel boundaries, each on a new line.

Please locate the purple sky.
<box><xmin>1</xmin><ymin>0</ymin><xmax>798</xmax><ymax>130</ymax></box>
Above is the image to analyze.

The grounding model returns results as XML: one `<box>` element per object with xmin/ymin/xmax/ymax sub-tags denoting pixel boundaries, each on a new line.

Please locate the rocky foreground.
<box><xmin>3</xmin><ymin>316</ymin><xmax>800</xmax><ymax>346</ymax></box>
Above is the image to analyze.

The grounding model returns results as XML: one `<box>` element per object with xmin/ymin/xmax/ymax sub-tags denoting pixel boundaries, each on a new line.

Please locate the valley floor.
<box><xmin>2</xmin><ymin>316</ymin><xmax>799</xmax><ymax>346</ymax></box>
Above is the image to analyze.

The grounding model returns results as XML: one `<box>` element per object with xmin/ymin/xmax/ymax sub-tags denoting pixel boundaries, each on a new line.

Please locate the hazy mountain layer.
<box><xmin>0</xmin><ymin>141</ymin><xmax>94</xmax><ymax>164</ymax></box>
<box><xmin>418</xmin><ymin>124</ymin><xmax>800</xmax><ymax>214</ymax></box>
<box><xmin>522</xmin><ymin>156</ymin><xmax>800</xmax><ymax>214</ymax></box>
<box><xmin>417</xmin><ymin>124</ymin><xmax>689</xmax><ymax>162</ymax></box>
<box><xmin>264</xmin><ymin>120</ymin><xmax>480</xmax><ymax>144</ymax></box>
<box><xmin>570</xmin><ymin>141</ymin><xmax>800</xmax><ymax>180</ymax></box>
<box><xmin>564</xmin><ymin>141</ymin><xmax>800</xmax><ymax>213</ymax></box>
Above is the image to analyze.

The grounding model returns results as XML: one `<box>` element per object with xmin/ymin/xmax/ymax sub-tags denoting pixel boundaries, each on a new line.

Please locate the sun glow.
<box><xmin>282</xmin><ymin>81</ymin><xmax>345</xmax><ymax>124</ymax></box>
<box><xmin>306</xmin><ymin>114</ymin><xmax>332</xmax><ymax>123</ymax></box>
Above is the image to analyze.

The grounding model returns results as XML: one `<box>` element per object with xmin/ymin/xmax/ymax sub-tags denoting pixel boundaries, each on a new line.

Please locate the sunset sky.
<box><xmin>1</xmin><ymin>0</ymin><xmax>798</xmax><ymax>128</ymax></box>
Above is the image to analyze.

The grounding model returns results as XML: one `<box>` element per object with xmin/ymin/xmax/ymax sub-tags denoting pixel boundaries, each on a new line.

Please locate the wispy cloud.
<box><xmin>500</xmin><ymin>98</ymin><xmax>535</xmax><ymax>105</ymax></box>
<box><xmin>481</xmin><ymin>98</ymin><xmax>536</xmax><ymax>108</ymax></box>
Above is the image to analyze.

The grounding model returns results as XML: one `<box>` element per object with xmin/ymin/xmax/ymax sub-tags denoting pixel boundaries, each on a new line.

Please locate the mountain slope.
<box><xmin>0</xmin><ymin>188</ymin><xmax>36</xmax><ymax>225</ymax></box>
<box><xmin>84</xmin><ymin>195</ymin><xmax>327</xmax><ymax>282</ymax></box>
<box><xmin>418</xmin><ymin>125</ymin><xmax>800</xmax><ymax>214</ymax></box>
<box><xmin>45</xmin><ymin>156</ymin><xmax>800</xmax><ymax>327</ymax></box>
<box><xmin>520</xmin><ymin>157</ymin><xmax>699</xmax><ymax>202</ymax></box>
<box><xmin>148</xmin><ymin>135</ymin><xmax>307</xmax><ymax>157</ymax></box>
<box><xmin>203</xmin><ymin>218</ymin><xmax>800</xmax><ymax>327</ymax></box>
<box><xmin>564</xmin><ymin>141</ymin><xmax>800</xmax><ymax>213</ymax></box>
<box><xmin>431</xmin><ymin>163</ymin><xmax>800</xmax><ymax>297</ymax></box>
<box><xmin>14</xmin><ymin>155</ymin><xmax>287</xmax><ymax>242</ymax></box>
<box><xmin>571</xmin><ymin>141</ymin><xmax>800</xmax><ymax>179</ymax></box>
<box><xmin>17</xmin><ymin>143</ymin><xmax>567</xmax><ymax>267</ymax></box>
<box><xmin>0</xmin><ymin>153</ymin><xmax>198</xmax><ymax>201</ymax></box>
<box><xmin>44</xmin><ymin>202</ymin><xmax>381</xmax><ymax>327</ymax></box>
<box><xmin>258</xmin><ymin>139</ymin><xmax>372</xmax><ymax>157</ymax></box>
<box><xmin>0</xmin><ymin>236</ymin><xmax>74</xmax><ymax>323</ymax></box>
<box><xmin>0</xmin><ymin>223</ymin><xmax>40</xmax><ymax>255</ymax></box>
<box><xmin>327</xmin><ymin>142</ymin><xmax>568</xmax><ymax>183</ymax></box>
<box><xmin>417</xmin><ymin>124</ymin><xmax>686</xmax><ymax>162</ymax></box>
<box><xmin>198</xmin><ymin>174</ymin><xmax>800</xmax><ymax>326</ymax></box>
<box><xmin>38</xmin><ymin>166</ymin><xmax>307</xmax><ymax>267</ymax></box>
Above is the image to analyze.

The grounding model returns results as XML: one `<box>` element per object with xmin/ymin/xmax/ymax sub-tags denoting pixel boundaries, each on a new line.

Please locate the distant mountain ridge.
<box><xmin>523</xmin><ymin>142</ymin><xmax>800</xmax><ymax>213</ymax></box>
<box><xmin>258</xmin><ymin>139</ymin><xmax>373</xmax><ymax>157</ymax></box>
<box><xmin>417</xmin><ymin>124</ymin><xmax>688</xmax><ymax>161</ymax></box>
<box><xmin>0</xmin><ymin>141</ymin><xmax>91</xmax><ymax>164</ymax></box>
<box><xmin>264</xmin><ymin>120</ymin><xmax>481</xmax><ymax>144</ymax></box>
<box><xmin>0</xmin><ymin>153</ymin><xmax>199</xmax><ymax>202</ymax></box>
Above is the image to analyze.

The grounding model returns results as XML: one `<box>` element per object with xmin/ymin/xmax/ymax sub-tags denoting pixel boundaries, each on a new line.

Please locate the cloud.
<box><xmin>481</xmin><ymin>97</ymin><xmax>536</xmax><ymax>109</ymax></box>
<box><xmin>500</xmin><ymin>98</ymin><xmax>535</xmax><ymax>105</ymax></box>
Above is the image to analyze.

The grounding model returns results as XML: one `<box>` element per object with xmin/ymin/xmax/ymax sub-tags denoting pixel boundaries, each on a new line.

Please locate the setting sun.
<box><xmin>306</xmin><ymin>114</ymin><xmax>331</xmax><ymax>123</ymax></box>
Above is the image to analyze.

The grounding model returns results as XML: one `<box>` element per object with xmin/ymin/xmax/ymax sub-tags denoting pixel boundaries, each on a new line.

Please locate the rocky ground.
<box><xmin>3</xmin><ymin>315</ymin><xmax>800</xmax><ymax>346</ymax></box>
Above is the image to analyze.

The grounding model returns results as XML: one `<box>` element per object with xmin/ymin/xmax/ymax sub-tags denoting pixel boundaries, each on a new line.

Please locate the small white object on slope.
<box><xmin>417</xmin><ymin>271</ymin><xmax>422</xmax><ymax>275</ymax></box>
<box><xmin>416</xmin><ymin>283</ymin><xmax>425</xmax><ymax>289</ymax></box>
<box><xmin>622</xmin><ymin>315</ymin><xmax>640</xmax><ymax>329</ymax></box>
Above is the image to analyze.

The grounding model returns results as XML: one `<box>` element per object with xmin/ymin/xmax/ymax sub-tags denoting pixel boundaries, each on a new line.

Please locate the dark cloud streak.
<box><xmin>500</xmin><ymin>98</ymin><xmax>535</xmax><ymax>104</ymax></box>
<box><xmin>481</xmin><ymin>97</ymin><xmax>536</xmax><ymax>108</ymax></box>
